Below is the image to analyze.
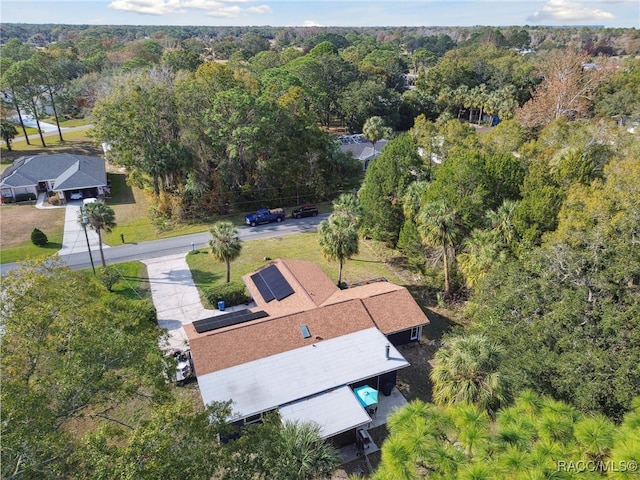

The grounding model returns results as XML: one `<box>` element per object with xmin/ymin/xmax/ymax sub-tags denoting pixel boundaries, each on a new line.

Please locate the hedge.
<box><xmin>205</xmin><ymin>282</ymin><xmax>251</xmax><ymax>308</ymax></box>
<box><xmin>3</xmin><ymin>193</ymin><xmax>37</xmax><ymax>203</ymax></box>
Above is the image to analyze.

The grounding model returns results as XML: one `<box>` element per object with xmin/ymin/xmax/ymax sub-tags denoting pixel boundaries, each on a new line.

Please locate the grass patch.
<box><xmin>186</xmin><ymin>233</ymin><xmax>406</xmax><ymax>308</ymax></box>
<box><xmin>0</xmin><ymin>203</ymin><xmax>65</xmax><ymax>263</ymax></box>
<box><xmin>107</xmin><ymin>261</ymin><xmax>152</xmax><ymax>300</ymax></box>
<box><xmin>59</xmin><ymin>118</ymin><xmax>93</xmax><ymax>127</ymax></box>
<box><xmin>1</xmin><ymin>134</ymin><xmax>101</xmax><ymax>164</ymax></box>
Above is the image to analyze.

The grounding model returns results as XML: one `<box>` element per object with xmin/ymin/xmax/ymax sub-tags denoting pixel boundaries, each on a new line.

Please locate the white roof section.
<box><xmin>197</xmin><ymin>327</ymin><xmax>408</xmax><ymax>421</ymax></box>
<box><xmin>279</xmin><ymin>386</ymin><xmax>372</xmax><ymax>439</ymax></box>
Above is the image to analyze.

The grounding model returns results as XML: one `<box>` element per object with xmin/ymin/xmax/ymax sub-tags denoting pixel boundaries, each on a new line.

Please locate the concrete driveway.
<box><xmin>35</xmin><ymin>194</ymin><xmax>104</xmax><ymax>256</ymax></box>
<box><xmin>144</xmin><ymin>253</ymin><xmax>253</xmax><ymax>351</ymax></box>
<box><xmin>144</xmin><ymin>254</ymin><xmax>214</xmax><ymax>350</ymax></box>
<box><xmin>58</xmin><ymin>201</ymin><xmax>105</xmax><ymax>255</ymax></box>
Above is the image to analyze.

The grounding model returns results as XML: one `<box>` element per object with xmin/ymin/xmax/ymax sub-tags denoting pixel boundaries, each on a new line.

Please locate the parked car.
<box><xmin>292</xmin><ymin>205</ymin><xmax>318</xmax><ymax>219</ymax></box>
<box><xmin>168</xmin><ymin>348</ymin><xmax>195</xmax><ymax>384</ymax></box>
<box><xmin>245</xmin><ymin>208</ymin><xmax>286</xmax><ymax>227</ymax></box>
<box><xmin>70</xmin><ymin>191</ymin><xmax>83</xmax><ymax>200</ymax></box>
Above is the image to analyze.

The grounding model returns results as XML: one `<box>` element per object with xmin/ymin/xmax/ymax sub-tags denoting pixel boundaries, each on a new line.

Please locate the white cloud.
<box><xmin>182</xmin><ymin>0</ymin><xmax>225</xmax><ymax>10</ymax></box>
<box><xmin>109</xmin><ymin>0</ymin><xmax>270</xmax><ymax>17</ymax></box>
<box><xmin>247</xmin><ymin>4</ymin><xmax>272</xmax><ymax>14</ymax></box>
<box><xmin>303</xmin><ymin>20</ymin><xmax>324</xmax><ymax>27</ymax></box>
<box><xmin>527</xmin><ymin>0</ymin><xmax>615</xmax><ymax>23</ymax></box>
<box><xmin>108</xmin><ymin>0</ymin><xmax>182</xmax><ymax>15</ymax></box>
<box><xmin>206</xmin><ymin>5</ymin><xmax>242</xmax><ymax>17</ymax></box>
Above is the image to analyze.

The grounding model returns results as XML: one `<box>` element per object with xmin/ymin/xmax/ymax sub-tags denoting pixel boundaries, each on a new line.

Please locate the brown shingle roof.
<box><xmin>186</xmin><ymin>299</ymin><xmax>376</xmax><ymax>376</ymax></box>
<box><xmin>242</xmin><ymin>259</ymin><xmax>321</xmax><ymax>316</ymax></box>
<box><xmin>188</xmin><ymin>259</ymin><xmax>430</xmax><ymax>376</ymax></box>
<box><xmin>321</xmin><ymin>281</ymin><xmax>403</xmax><ymax>305</ymax></box>
<box><xmin>361</xmin><ymin>288</ymin><xmax>430</xmax><ymax>335</ymax></box>
<box><xmin>322</xmin><ymin>282</ymin><xmax>430</xmax><ymax>334</ymax></box>
<box><xmin>280</xmin><ymin>259</ymin><xmax>339</xmax><ymax>306</ymax></box>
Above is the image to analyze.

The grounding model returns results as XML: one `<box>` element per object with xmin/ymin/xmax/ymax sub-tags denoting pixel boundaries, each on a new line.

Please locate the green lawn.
<box><xmin>102</xmin><ymin>186</ymin><xmax>336</xmax><ymax>245</ymax></box>
<box><xmin>107</xmin><ymin>261</ymin><xmax>152</xmax><ymax>300</ymax></box>
<box><xmin>0</xmin><ymin>238</ymin><xmax>64</xmax><ymax>264</ymax></box>
<box><xmin>186</xmin><ymin>233</ymin><xmax>406</xmax><ymax>308</ymax></box>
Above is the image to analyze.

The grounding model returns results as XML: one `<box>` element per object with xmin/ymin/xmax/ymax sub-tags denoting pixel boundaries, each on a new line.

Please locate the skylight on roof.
<box><xmin>300</xmin><ymin>325</ymin><xmax>311</xmax><ymax>339</ymax></box>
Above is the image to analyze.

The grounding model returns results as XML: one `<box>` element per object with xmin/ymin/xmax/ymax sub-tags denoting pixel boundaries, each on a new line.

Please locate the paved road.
<box><xmin>1</xmin><ymin>123</ymin><xmax>94</xmax><ymax>147</ymax></box>
<box><xmin>0</xmin><ymin>214</ymin><xmax>329</xmax><ymax>275</ymax></box>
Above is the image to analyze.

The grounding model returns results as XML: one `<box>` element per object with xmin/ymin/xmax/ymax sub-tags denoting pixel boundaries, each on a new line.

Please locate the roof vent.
<box><xmin>300</xmin><ymin>325</ymin><xmax>311</xmax><ymax>339</ymax></box>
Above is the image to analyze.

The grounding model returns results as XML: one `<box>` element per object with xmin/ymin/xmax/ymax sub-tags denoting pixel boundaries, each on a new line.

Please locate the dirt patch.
<box><xmin>0</xmin><ymin>202</ymin><xmax>66</xmax><ymax>250</ymax></box>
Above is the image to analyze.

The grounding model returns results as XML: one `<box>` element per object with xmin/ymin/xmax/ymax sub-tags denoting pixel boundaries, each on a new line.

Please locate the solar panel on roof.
<box><xmin>251</xmin><ymin>273</ymin><xmax>275</xmax><ymax>302</ymax></box>
<box><xmin>193</xmin><ymin>309</ymin><xmax>268</xmax><ymax>334</ymax></box>
<box><xmin>250</xmin><ymin>265</ymin><xmax>294</xmax><ymax>302</ymax></box>
<box><xmin>271</xmin><ymin>278</ymin><xmax>294</xmax><ymax>300</ymax></box>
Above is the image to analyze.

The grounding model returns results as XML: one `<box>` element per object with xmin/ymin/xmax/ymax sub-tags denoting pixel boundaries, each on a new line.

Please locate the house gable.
<box><xmin>0</xmin><ymin>154</ymin><xmax>106</xmax><ymax>193</ymax></box>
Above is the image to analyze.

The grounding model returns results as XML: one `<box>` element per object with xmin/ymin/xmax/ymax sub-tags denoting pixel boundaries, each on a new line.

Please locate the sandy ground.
<box><xmin>0</xmin><ymin>202</ymin><xmax>66</xmax><ymax>250</ymax></box>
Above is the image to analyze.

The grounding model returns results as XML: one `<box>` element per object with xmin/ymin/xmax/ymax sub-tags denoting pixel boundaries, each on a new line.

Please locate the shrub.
<box><xmin>205</xmin><ymin>282</ymin><xmax>251</xmax><ymax>308</ymax></box>
<box><xmin>31</xmin><ymin>228</ymin><xmax>48</xmax><ymax>246</ymax></box>
<box><xmin>15</xmin><ymin>193</ymin><xmax>36</xmax><ymax>202</ymax></box>
<box><xmin>99</xmin><ymin>266</ymin><xmax>120</xmax><ymax>292</ymax></box>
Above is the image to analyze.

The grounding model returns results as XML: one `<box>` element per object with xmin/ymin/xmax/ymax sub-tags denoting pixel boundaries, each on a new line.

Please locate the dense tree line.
<box><xmin>0</xmin><ymin>259</ymin><xmax>341</xmax><ymax>479</ymax></box>
<box><xmin>374</xmin><ymin>392</ymin><xmax>640</xmax><ymax>479</ymax></box>
<box><xmin>3</xmin><ymin>23</ymin><xmax>639</xmax><ymax>54</ymax></box>
<box><xmin>2</xmin><ymin>24</ymin><xmax>640</xmax><ymax>477</ymax></box>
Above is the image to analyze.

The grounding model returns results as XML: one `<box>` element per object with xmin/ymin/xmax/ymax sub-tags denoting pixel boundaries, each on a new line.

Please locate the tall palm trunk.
<box><xmin>443</xmin><ymin>244</ymin><xmax>451</xmax><ymax>297</ymax></box>
<box><xmin>225</xmin><ymin>258</ymin><xmax>231</xmax><ymax>283</ymax></box>
<box><xmin>338</xmin><ymin>259</ymin><xmax>343</xmax><ymax>287</ymax></box>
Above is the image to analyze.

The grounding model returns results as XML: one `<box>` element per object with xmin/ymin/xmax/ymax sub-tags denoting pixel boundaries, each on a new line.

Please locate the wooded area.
<box><xmin>2</xmin><ymin>23</ymin><xmax>639</xmax><ymax>479</ymax></box>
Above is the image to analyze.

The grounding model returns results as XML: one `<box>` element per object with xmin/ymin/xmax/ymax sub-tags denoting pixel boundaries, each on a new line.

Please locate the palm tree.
<box><xmin>362</xmin><ymin>115</ymin><xmax>390</xmax><ymax>152</ymax></box>
<box><xmin>318</xmin><ymin>213</ymin><xmax>359</xmax><ymax>287</ymax></box>
<box><xmin>208</xmin><ymin>221</ymin><xmax>242</xmax><ymax>283</ymax></box>
<box><xmin>275</xmin><ymin>420</ymin><xmax>341</xmax><ymax>480</ymax></box>
<box><xmin>0</xmin><ymin>119</ymin><xmax>18</xmax><ymax>151</ymax></box>
<box><xmin>430</xmin><ymin>334</ymin><xmax>511</xmax><ymax>416</ymax></box>
<box><xmin>485</xmin><ymin>200</ymin><xmax>519</xmax><ymax>250</ymax></box>
<box><xmin>332</xmin><ymin>192</ymin><xmax>362</xmax><ymax>227</ymax></box>
<box><xmin>79</xmin><ymin>201</ymin><xmax>116</xmax><ymax>267</ymax></box>
<box><xmin>401</xmin><ymin>181</ymin><xmax>429</xmax><ymax>224</ymax></box>
<box><xmin>456</xmin><ymin>229</ymin><xmax>504</xmax><ymax>289</ymax></box>
<box><xmin>417</xmin><ymin>200</ymin><xmax>459</xmax><ymax>297</ymax></box>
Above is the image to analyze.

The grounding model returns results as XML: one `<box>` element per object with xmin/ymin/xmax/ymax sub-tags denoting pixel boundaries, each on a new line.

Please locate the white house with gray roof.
<box><xmin>336</xmin><ymin>134</ymin><xmax>388</xmax><ymax>171</ymax></box>
<box><xmin>0</xmin><ymin>154</ymin><xmax>107</xmax><ymax>203</ymax></box>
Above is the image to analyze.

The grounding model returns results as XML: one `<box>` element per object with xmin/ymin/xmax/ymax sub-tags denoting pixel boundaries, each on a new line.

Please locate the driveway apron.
<box><xmin>59</xmin><ymin>201</ymin><xmax>104</xmax><ymax>255</ymax></box>
<box><xmin>143</xmin><ymin>253</ymin><xmax>216</xmax><ymax>351</ymax></box>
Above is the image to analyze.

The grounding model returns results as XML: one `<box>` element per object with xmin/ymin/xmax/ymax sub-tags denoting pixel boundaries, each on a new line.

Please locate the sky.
<box><xmin>1</xmin><ymin>0</ymin><xmax>638</xmax><ymax>28</ymax></box>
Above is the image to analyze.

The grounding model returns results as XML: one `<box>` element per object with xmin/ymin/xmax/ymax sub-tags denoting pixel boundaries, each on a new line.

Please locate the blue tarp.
<box><xmin>353</xmin><ymin>386</ymin><xmax>378</xmax><ymax>408</ymax></box>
